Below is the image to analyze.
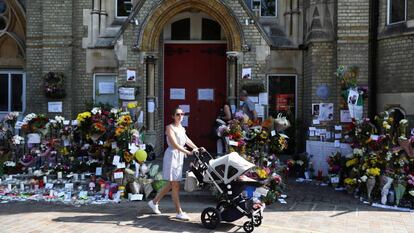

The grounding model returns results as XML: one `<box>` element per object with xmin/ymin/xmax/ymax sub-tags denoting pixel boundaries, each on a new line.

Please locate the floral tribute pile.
<box><xmin>217</xmin><ymin>112</ymin><xmax>291</xmax><ymax>204</ymax></box>
<box><xmin>326</xmin><ymin>110</ymin><xmax>414</xmax><ymax>208</ymax></box>
<box><xmin>0</xmin><ymin>104</ymin><xmax>166</xmax><ymax>204</ymax></box>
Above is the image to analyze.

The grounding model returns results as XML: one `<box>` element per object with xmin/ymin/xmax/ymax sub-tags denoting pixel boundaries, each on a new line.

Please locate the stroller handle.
<box><xmin>193</xmin><ymin>148</ymin><xmax>215</xmax><ymax>160</ymax></box>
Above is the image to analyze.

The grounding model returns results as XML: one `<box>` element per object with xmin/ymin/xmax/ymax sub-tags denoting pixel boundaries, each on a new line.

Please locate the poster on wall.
<box><xmin>170</xmin><ymin>88</ymin><xmax>185</xmax><ymax>100</ymax></box>
<box><xmin>318</xmin><ymin>103</ymin><xmax>334</xmax><ymax>121</ymax></box>
<box><xmin>48</xmin><ymin>102</ymin><xmax>63</xmax><ymax>113</ymax></box>
<box><xmin>119</xmin><ymin>87</ymin><xmax>135</xmax><ymax>100</ymax></box>
<box><xmin>275</xmin><ymin>94</ymin><xmax>294</xmax><ymax>111</ymax></box>
<box><xmin>127</xmin><ymin>69</ymin><xmax>136</xmax><ymax>82</ymax></box>
<box><xmin>242</xmin><ymin>68</ymin><xmax>252</xmax><ymax>79</ymax></box>
<box><xmin>259</xmin><ymin>92</ymin><xmax>268</xmax><ymax>105</ymax></box>
<box><xmin>347</xmin><ymin>88</ymin><xmax>363</xmax><ymax>120</ymax></box>
<box><xmin>98</xmin><ymin>82</ymin><xmax>115</xmax><ymax>94</ymax></box>
<box><xmin>198</xmin><ymin>89</ymin><xmax>214</xmax><ymax>101</ymax></box>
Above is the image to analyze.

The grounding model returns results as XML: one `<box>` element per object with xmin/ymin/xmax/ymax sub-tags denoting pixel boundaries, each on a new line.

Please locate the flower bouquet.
<box><xmin>22</xmin><ymin>113</ymin><xmax>49</xmax><ymax>135</ymax></box>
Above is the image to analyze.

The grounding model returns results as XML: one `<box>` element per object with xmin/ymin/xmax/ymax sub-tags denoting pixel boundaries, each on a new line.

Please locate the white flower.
<box><xmin>360</xmin><ymin>175</ymin><xmax>368</xmax><ymax>183</ymax></box>
<box><xmin>55</xmin><ymin>115</ymin><xmax>65</xmax><ymax>124</ymax></box>
<box><xmin>22</xmin><ymin>113</ymin><xmax>37</xmax><ymax>124</ymax></box>
<box><xmin>353</xmin><ymin>148</ymin><xmax>363</xmax><ymax>156</ymax></box>
<box><xmin>12</xmin><ymin>135</ymin><xmax>25</xmax><ymax>145</ymax></box>
<box><xmin>386</xmin><ymin>152</ymin><xmax>392</xmax><ymax>161</ymax></box>
<box><xmin>399</xmin><ymin>119</ymin><xmax>408</xmax><ymax>125</ymax></box>
<box><xmin>4</xmin><ymin>161</ymin><xmax>16</xmax><ymax>167</ymax></box>
<box><xmin>91</xmin><ymin>107</ymin><xmax>101</xmax><ymax>115</ymax></box>
<box><xmin>110</xmin><ymin>108</ymin><xmax>119</xmax><ymax>114</ymax></box>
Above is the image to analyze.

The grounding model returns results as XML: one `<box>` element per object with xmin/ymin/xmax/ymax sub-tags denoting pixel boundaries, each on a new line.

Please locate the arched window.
<box><xmin>202</xmin><ymin>18</ymin><xmax>221</xmax><ymax>40</ymax></box>
<box><xmin>171</xmin><ymin>18</ymin><xmax>190</xmax><ymax>40</ymax></box>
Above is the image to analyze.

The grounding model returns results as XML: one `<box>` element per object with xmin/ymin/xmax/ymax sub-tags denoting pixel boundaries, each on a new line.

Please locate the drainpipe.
<box><xmin>368</xmin><ymin>0</ymin><xmax>378</xmax><ymax>119</ymax></box>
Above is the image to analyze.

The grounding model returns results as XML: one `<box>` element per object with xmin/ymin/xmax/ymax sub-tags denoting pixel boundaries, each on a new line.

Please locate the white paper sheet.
<box><xmin>170</xmin><ymin>88</ymin><xmax>185</xmax><ymax>100</ymax></box>
<box><xmin>119</xmin><ymin>87</ymin><xmax>135</xmax><ymax>100</ymax></box>
<box><xmin>95</xmin><ymin>167</ymin><xmax>102</xmax><ymax>176</ymax></box>
<box><xmin>259</xmin><ymin>92</ymin><xmax>268</xmax><ymax>105</ymax></box>
<box><xmin>114</xmin><ymin>172</ymin><xmax>124</xmax><ymax>179</ymax></box>
<box><xmin>334</xmin><ymin>140</ymin><xmax>341</xmax><ymax>148</ymax></box>
<box><xmin>318</xmin><ymin>103</ymin><xmax>334</xmax><ymax>121</ymax></box>
<box><xmin>335</xmin><ymin>134</ymin><xmax>342</xmax><ymax>139</ymax></box>
<box><xmin>99</xmin><ymin>82</ymin><xmax>115</xmax><ymax>94</ymax></box>
<box><xmin>335</xmin><ymin>125</ymin><xmax>342</xmax><ymax>131</ymax></box>
<box><xmin>179</xmin><ymin>105</ymin><xmax>190</xmax><ymax>113</ymax></box>
<box><xmin>198</xmin><ymin>89</ymin><xmax>214</xmax><ymax>101</ymax></box>
<box><xmin>340</xmin><ymin>110</ymin><xmax>352</xmax><ymax>123</ymax></box>
<box><xmin>48</xmin><ymin>102</ymin><xmax>62</xmax><ymax>113</ymax></box>
<box><xmin>147</xmin><ymin>101</ymin><xmax>155</xmax><ymax>113</ymax></box>
<box><xmin>242</xmin><ymin>68</ymin><xmax>252</xmax><ymax>79</ymax></box>
<box><xmin>112</xmin><ymin>156</ymin><xmax>120</xmax><ymax>165</ymax></box>
<box><xmin>255</xmin><ymin>104</ymin><xmax>264</xmax><ymax>117</ymax></box>
<box><xmin>127</xmin><ymin>69</ymin><xmax>136</xmax><ymax>82</ymax></box>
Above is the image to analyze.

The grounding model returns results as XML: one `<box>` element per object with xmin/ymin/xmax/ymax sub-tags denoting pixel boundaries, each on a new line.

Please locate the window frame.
<box><xmin>251</xmin><ymin>0</ymin><xmax>278</xmax><ymax>18</ymax></box>
<box><xmin>387</xmin><ymin>0</ymin><xmax>407</xmax><ymax>25</ymax></box>
<box><xmin>115</xmin><ymin>0</ymin><xmax>133</xmax><ymax>19</ymax></box>
<box><xmin>93</xmin><ymin>73</ymin><xmax>119</xmax><ymax>107</ymax></box>
<box><xmin>0</xmin><ymin>70</ymin><xmax>26</xmax><ymax>113</ymax></box>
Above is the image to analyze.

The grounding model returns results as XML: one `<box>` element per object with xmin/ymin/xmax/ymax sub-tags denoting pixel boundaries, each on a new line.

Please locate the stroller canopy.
<box><xmin>209</xmin><ymin>152</ymin><xmax>255</xmax><ymax>184</ymax></box>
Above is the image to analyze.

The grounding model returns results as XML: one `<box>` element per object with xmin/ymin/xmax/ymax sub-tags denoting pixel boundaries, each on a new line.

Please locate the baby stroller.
<box><xmin>191</xmin><ymin>149</ymin><xmax>267</xmax><ymax>233</ymax></box>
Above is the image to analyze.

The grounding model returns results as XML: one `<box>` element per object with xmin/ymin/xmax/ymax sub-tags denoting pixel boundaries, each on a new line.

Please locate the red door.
<box><xmin>164</xmin><ymin>43</ymin><xmax>227</xmax><ymax>152</ymax></box>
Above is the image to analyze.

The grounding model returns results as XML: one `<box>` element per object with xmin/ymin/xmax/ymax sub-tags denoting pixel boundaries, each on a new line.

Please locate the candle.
<box><xmin>73</xmin><ymin>173</ymin><xmax>78</xmax><ymax>181</ymax></box>
<box><xmin>49</xmin><ymin>190</ymin><xmax>54</xmax><ymax>197</ymax></box>
<box><xmin>57</xmin><ymin>172</ymin><xmax>63</xmax><ymax>179</ymax></box>
<box><xmin>81</xmin><ymin>174</ymin><xmax>85</xmax><ymax>180</ymax></box>
<box><xmin>7</xmin><ymin>184</ymin><xmax>12</xmax><ymax>191</ymax></box>
<box><xmin>20</xmin><ymin>182</ymin><xmax>24</xmax><ymax>191</ymax></box>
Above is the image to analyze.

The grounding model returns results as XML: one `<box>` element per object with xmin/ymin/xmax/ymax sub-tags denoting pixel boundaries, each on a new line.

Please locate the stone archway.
<box><xmin>137</xmin><ymin>0</ymin><xmax>243</xmax><ymax>146</ymax></box>
<box><xmin>138</xmin><ymin>0</ymin><xmax>243</xmax><ymax>52</ymax></box>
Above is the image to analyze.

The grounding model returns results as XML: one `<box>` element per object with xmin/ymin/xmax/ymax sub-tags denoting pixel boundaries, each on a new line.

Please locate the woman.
<box><xmin>147</xmin><ymin>107</ymin><xmax>201</xmax><ymax>221</ymax></box>
<box><xmin>216</xmin><ymin>101</ymin><xmax>232</xmax><ymax>155</ymax></box>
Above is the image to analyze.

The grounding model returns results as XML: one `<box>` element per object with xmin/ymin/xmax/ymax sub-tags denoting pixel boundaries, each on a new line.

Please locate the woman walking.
<box><xmin>147</xmin><ymin>107</ymin><xmax>201</xmax><ymax>221</ymax></box>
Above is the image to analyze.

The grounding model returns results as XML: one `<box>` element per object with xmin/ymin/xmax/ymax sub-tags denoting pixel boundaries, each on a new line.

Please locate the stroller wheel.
<box><xmin>201</xmin><ymin>207</ymin><xmax>221</xmax><ymax>229</ymax></box>
<box><xmin>243</xmin><ymin>221</ymin><xmax>254</xmax><ymax>233</ymax></box>
<box><xmin>253</xmin><ymin>212</ymin><xmax>262</xmax><ymax>227</ymax></box>
<box><xmin>253</xmin><ymin>216</ymin><xmax>262</xmax><ymax>227</ymax></box>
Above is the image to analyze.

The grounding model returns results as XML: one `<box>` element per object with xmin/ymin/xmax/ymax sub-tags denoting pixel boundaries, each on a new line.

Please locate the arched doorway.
<box><xmin>137</xmin><ymin>0</ymin><xmax>244</xmax><ymax>152</ymax></box>
<box><xmin>163</xmin><ymin>12</ymin><xmax>227</xmax><ymax>151</ymax></box>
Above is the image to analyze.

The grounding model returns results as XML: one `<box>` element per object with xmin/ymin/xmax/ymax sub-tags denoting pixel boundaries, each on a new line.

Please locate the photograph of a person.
<box><xmin>312</xmin><ymin>104</ymin><xmax>320</xmax><ymax>118</ymax></box>
<box><xmin>242</xmin><ymin>68</ymin><xmax>251</xmax><ymax>79</ymax></box>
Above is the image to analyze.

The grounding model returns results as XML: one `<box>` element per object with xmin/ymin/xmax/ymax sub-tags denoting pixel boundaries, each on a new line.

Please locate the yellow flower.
<box><xmin>127</xmin><ymin>102</ymin><xmax>137</xmax><ymax>109</ymax></box>
<box><xmin>346</xmin><ymin>158</ymin><xmax>358</xmax><ymax>167</ymax></box>
<box><xmin>367</xmin><ymin>167</ymin><xmax>380</xmax><ymax>177</ymax></box>
<box><xmin>256</xmin><ymin>168</ymin><xmax>268</xmax><ymax>179</ymax></box>
<box><xmin>76</xmin><ymin>111</ymin><xmax>91</xmax><ymax>123</ymax></box>
<box><xmin>344</xmin><ymin>178</ymin><xmax>356</xmax><ymax>186</ymax></box>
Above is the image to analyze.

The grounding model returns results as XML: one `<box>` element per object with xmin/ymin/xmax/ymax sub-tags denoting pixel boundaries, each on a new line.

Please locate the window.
<box><xmin>0</xmin><ymin>72</ymin><xmax>25</xmax><ymax>112</ymax></box>
<box><xmin>202</xmin><ymin>18</ymin><xmax>221</xmax><ymax>40</ymax></box>
<box><xmin>93</xmin><ymin>74</ymin><xmax>118</xmax><ymax>107</ymax></box>
<box><xmin>116</xmin><ymin>0</ymin><xmax>132</xmax><ymax>18</ymax></box>
<box><xmin>171</xmin><ymin>18</ymin><xmax>190</xmax><ymax>40</ymax></box>
<box><xmin>387</xmin><ymin>0</ymin><xmax>407</xmax><ymax>24</ymax></box>
<box><xmin>252</xmin><ymin>0</ymin><xmax>277</xmax><ymax>17</ymax></box>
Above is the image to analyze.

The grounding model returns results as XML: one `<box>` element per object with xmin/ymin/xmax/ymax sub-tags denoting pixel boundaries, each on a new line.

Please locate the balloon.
<box><xmin>134</xmin><ymin>149</ymin><xmax>147</xmax><ymax>163</ymax></box>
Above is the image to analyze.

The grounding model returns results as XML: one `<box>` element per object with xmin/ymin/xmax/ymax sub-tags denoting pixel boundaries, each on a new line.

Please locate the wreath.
<box><xmin>43</xmin><ymin>72</ymin><xmax>66</xmax><ymax>99</ymax></box>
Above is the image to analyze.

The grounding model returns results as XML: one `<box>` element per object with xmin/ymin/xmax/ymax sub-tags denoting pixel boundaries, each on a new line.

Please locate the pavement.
<box><xmin>1</xmin><ymin>180</ymin><xmax>414</xmax><ymax>233</ymax></box>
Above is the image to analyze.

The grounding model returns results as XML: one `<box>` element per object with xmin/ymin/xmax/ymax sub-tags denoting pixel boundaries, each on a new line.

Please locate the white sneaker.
<box><xmin>176</xmin><ymin>212</ymin><xmax>190</xmax><ymax>221</ymax></box>
<box><xmin>147</xmin><ymin>200</ymin><xmax>161</xmax><ymax>214</ymax></box>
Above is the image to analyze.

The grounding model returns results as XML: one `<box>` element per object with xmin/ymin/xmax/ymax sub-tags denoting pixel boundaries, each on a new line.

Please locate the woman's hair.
<box><xmin>171</xmin><ymin>106</ymin><xmax>183</xmax><ymax>116</ymax></box>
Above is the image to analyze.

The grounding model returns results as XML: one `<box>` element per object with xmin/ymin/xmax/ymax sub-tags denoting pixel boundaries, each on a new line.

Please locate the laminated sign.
<box><xmin>119</xmin><ymin>87</ymin><xmax>135</xmax><ymax>100</ymax></box>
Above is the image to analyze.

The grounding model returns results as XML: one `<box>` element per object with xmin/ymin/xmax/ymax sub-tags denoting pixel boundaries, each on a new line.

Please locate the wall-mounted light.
<box><xmin>130</xmin><ymin>17</ymin><xmax>139</xmax><ymax>25</ymax></box>
<box><xmin>245</xmin><ymin>18</ymin><xmax>255</xmax><ymax>25</ymax></box>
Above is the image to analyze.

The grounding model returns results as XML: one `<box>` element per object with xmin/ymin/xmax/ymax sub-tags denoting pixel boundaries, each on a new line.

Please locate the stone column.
<box><xmin>144</xmin><ymin>55</ymin><xmax>157</xmax><ymax>145</ymax></box>
<box><xmin>227</xmin><ymin>52</ymin><xmax>238</xmax><ymax>107</ymax></box>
